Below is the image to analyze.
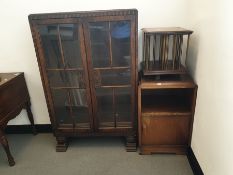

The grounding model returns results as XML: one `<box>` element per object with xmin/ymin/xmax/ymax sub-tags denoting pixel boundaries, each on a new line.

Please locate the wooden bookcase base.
<box><xmin>55</xmin><ymin>135</ymin><xmax>137</xmax><ymax>152</ymax></box>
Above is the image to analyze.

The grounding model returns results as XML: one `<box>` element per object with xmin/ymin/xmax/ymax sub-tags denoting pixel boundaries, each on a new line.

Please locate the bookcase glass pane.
<box><xmin>39</xmin><ymin>24</ymin><xmax>83</xmax><ymax>69</ymax></box>
<box><xmin>51</xmin><ymin>89</ymin><xmax>72</xmax><ymax>126</ymax></box>
<box><xmin>60</xmin><ymin>24</ymin><xmax>83</xmax><ymax>68</ymax></box>
<box><xmin>47</xmin><ymin>70</ymin><xmax>85</xmax><ymax>88</ymax></box>
<box><xmin>89</xmin><ymin>22</ymin><xmax>110</xmax><ymax>68</ymax></box>
<box><xmin>115</xmin><ymin>87</ymin><xmax>131</xmax><ymax>127</ymax></box>
<box><xmin>111</xmin><ymin>21</ymin><xmax>131</xmax><ymax>67</ymax></box>
<box><xmin>96</xmin><ymin>88</ymin><xmax>114</xmax><ymax>127</ymax></box>
<box><xmin>39</xmin><ymin>25</ymin><xmax>63</xmax><ymax>68</ymax></box>
<box><xmin>99</xmin><ymin>69</ymin><xmax>131</xmax><ymax>86</ymax></box>
<box><xmin>69</xmin><ymin>89</ymin><xmax>90</xmax><ymax>128</ymax></box>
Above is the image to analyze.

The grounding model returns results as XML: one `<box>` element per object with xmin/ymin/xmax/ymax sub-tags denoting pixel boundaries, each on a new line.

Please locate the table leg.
<box><xmin>0</xmin><ymin>129</ymin><xmax>15</xmax><ymax>166</ymax></box>
<box><xmin>25</xmin><ymin>101</ymin><xmax>37</xmax><ymax>135</ymax></box>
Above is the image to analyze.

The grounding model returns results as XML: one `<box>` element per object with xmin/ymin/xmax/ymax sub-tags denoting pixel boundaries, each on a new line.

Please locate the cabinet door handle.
<box><xmin>77</xmin><ymin>71</ymin><xmax>85</xmax><ymax>88</ymax></box>
<box><xmin>142</xmin><ymin>124</ymin><xmax>146</xmax><ymax>132</ymax></box>
<box><xmin>143</xmin><ymin>124</ymin><xmax>146</xmax><ymax>129</ymax></box>
<box><xmin>93</xmin><ymin>70</ymin><xmax>101</xmax><ymax>87</ymax></box>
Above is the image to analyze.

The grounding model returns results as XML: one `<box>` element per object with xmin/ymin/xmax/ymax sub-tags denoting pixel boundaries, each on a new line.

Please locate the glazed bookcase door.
<box><xmin>84</xmin><ymin>16</ymin><xmax>136</xmax><ymax>130</ymax></box>
<box><xmin>34</xmin><ymin>20</ymin><xmax>93</xmax><ymax>131</ymax></box>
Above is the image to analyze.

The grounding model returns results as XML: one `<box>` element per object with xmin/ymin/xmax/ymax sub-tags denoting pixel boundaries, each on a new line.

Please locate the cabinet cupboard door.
<box><xmin>141</xmin><ymin>115</ymin><xmax>190</xmax><ymax>145</ymax></box>
<box><xmin>84</xmin><ymin>17</ymin><xmax>136</xmax><ymax>130</ymax></box>
<box><xmin>36</xmin><ymin>21</ymin><xmax>93</xmax><ymax>130</ymax></box>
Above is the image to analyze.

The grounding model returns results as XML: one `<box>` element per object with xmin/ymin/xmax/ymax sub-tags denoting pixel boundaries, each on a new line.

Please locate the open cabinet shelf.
<box><xmin>141</xmin><ymin>88</ymin><xmax>193</xmax><ymax>116</ymax></box>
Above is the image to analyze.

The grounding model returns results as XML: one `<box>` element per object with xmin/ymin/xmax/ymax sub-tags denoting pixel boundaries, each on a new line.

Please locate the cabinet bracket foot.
<box><xmin>56</xmin><ymin>137</ymin><xmax>68</xmax><ymax>152</ymax></box>
<box><xmin>126</xmin><ymin>135</ymin><xmax>137</xmax><ymax>152</ymax></box>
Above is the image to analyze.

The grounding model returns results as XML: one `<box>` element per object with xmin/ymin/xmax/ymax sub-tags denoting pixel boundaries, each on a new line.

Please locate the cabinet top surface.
<box><xmin>28</xmin><ymin>9</ymin><xmax>138</xmax><ymax>20</ymax></box>
<box><xmin>140</xmin><ymin>75</ymin><xmax>197</xmax><ymax>89</ymax></box>
<box><xmin>0</xmin><ymin>73</ymin><xmax>22</xmax><ymax>86</ymax></box>
<box><xmin>142</xmin><ymin>27</ymin><xmax>193</xmax><ymax>34</ymax></box>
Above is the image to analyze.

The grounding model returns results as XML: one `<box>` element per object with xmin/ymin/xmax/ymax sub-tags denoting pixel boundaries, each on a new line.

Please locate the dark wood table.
<box><xmin>0</xmin><ymin>72</ymin><xmax>36</xmax><ymax>166</ymax></box>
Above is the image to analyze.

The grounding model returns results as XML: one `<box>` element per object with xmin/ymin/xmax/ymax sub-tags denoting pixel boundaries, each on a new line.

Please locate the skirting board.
<box><xmin>5</xmin><ymin>124</ymin><xmax>52</xmax><ymax>134</ymax></box>
<box><xmin>187</xmin><ymin>147</ymin><xmax>204</xmax><ymax>175</ymax></box>
<box><xmin>5</xmin><ymin>124</ymin><xmax>204</xmax><ymax>175</ymax></box>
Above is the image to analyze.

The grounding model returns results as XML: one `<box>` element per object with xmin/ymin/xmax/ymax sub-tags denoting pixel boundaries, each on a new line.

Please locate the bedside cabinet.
<box><xmin>138</xmin><ymin>75</ymin><xmax>197</xmax><ymax>154</ymax></box>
